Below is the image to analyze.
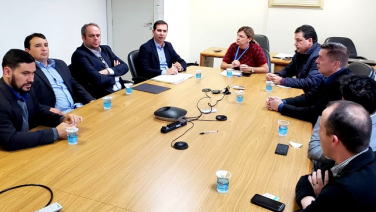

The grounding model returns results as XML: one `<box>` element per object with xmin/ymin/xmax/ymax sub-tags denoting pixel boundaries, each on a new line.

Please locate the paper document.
<box><xmin>273</xmin><ymin>53</ymin><xmax>293</xmax><ymax>59</ymax></box>
<box><xmin>151</xmin><ymin>73</ymin><xmax>194</xmax><ymax>84</ymax></box>
<box><xmin>220</xmin><ymin>70</ymin><xmax>242</xmax><ymax>77</ymax></box>
<box><xmin>276</xmin><ymin>85</ymin><xmax>291</xmax><ymax>88</ymax></box>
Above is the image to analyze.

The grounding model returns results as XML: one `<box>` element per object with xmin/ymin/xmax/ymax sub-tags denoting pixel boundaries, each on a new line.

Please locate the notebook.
<box><xmin>133</xmin><ymin>83</ymin><xmax>170</xmax><ymax>94</ymax></box>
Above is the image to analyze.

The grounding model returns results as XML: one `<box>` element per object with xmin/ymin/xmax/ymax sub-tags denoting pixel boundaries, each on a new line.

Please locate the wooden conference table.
<box><xmin>0</xmin><ymin>67</ymin><xmax>312</xmax><ymax>212</ymax></box>
<box><xmin>200</xmin><ymin>47</ymin><xmax>291</xmax><ymax>72</ymax></box>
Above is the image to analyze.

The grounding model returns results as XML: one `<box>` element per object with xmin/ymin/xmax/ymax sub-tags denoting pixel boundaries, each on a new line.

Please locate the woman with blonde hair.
<box><xmin>221</xmin><ymin>26</ymin><xmax>268</xmax><ymax>73</ymax></box>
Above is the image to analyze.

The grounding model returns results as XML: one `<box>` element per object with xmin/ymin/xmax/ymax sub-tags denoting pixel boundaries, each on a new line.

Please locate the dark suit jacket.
<box><xmin>281</xmin><ymin>69</ymin><xmax>351</xmax><ymax>124</ymax></box>
<box><xmin>0</xmin><ymin>78</ymin><xmax>63</xmax><ymax>151</ymax></box>
<box><xmin>138</xmin><ymin>38</ymin><xmax>187</xmax><ymax>79</ymax></box>
<box><xmin>70</xmin><ymin>44</ymin><xmax>129</xmax><ymax>99</ymax></box>
<box><xmin>275</xmin><ymin>42</ymin><xmax>324</xmax><ymax>93</ymax></box>
<box><xmin>32</xmin><ymin>59</ymin><xmax>94</xmax><ymax>111</ymax></box>
<box><xmin>295</xmin><ymin>148</ymin><xmax>376</xmax><ymax>211</ymax></box>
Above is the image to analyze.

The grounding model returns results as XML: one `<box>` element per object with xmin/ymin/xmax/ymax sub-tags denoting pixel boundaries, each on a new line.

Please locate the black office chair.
<box><xmin>262</xmin><ymin>48</ymin><xmax>271</xmax><ymax>73</ymax></box>
<box><xmin>347</xmin><ymin>62</ymin><xmax>375</xmax><ymax>79</ymax></box>
<box><xmin>254</xmin><ymin>34</ymin><xmax>270</xmax><ymax>52</ymax></box>
<box><xmin>324</xmin><ymin>37</ymin><xmax>367</xmax><ymax>59</ymax></box>
<box><xmin>127</xmin><ymin>50</ymin><xmax>148</xmax><ymax>84</ymax></box>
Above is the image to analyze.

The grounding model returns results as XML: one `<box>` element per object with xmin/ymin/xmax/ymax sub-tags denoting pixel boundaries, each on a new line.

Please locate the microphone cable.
<box><xmin>0</xmin><ymin>184</ymin><xmax>53</xmax><ymax>208</ymax></box>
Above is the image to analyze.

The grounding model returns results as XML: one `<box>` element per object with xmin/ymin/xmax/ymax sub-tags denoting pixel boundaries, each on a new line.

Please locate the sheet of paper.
<box><xmin>273</xmin><ymin>53</ymin><xmax>293</xmax><ymax>58</ymax></box>
<box><xmin>276</xmin><ymin>85</ymin><xmax>291</xmax><ymax>88</ymax></box>
<box><xmin>151</xmin><ymin>73</ymin><xmax>194</xmax><ymax>84</ymax></box>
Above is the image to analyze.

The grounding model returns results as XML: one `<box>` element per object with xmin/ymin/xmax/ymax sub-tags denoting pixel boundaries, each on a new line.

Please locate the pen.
<box><xmin>199</xmin><ymin>130</ymin><xmax>218</xmax><ymax>135</ymax></box>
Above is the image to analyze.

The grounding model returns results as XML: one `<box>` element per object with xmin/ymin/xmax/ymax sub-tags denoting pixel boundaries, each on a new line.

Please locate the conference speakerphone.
<box><xmin>154</xmin><ymin>106</ymin><xmax>187</xmax><ymax>121</ymax></box>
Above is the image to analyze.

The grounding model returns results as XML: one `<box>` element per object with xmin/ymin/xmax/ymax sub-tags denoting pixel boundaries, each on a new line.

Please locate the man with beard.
<box><xmin>0</xmin><ymin>49</ymin><xmax>82</xmax><ymax>151</ymax></box>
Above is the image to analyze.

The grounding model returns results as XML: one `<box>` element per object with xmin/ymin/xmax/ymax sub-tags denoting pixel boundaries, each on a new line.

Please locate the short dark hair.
<box><xmin>320</xmin><ymin>42</ymin><xmax>349</xmax><ymax>68</ymax></box>
<box><xmin>81</xmin><ymin>23</ymin><xmax>100</xmax><ymax>37</ymax></box>
<box><xmin>340</xmin><ymin>75</ymin><xmax>376</xmax><ymax>114</ymax></box>
<box><xmin>24</xmin><ymin>33</ymin><xmax>46</xmax><ymax>49</ymax></box>
<box><xmin>325</xmin><ymin>100</ymin><xmax>371</xmax><ymax>154</ymax></box>
<box><xmin>153</xmin><ymin>20</ymin><xmax>168</xmax><ymax>30</ymax></box>
<box><xmin>2</xmin><ymin>49</ymin><xmax>35</xmax><ymax>70</ymax></box>
<box><xmin>295</xmin><ymin>25</ymin><xmax>318</xmax><ymax>43</ymax></box>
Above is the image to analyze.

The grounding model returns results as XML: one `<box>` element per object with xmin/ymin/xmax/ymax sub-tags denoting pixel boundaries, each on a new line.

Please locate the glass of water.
<box><xmin>266</xmin><ymin>81</ymin><xmax>274</xmax><ymax>92</ymax></box>
<box><xmin>124</xmin><ymin>83</ymin><xmax>133</xmax><ymax>95</ymax></box>
<box><xmin>66</xmin><ymin>127</ymin><xmax>79</xmax><ymax>145</ymax></box>
<box><xmin>236</xmin><ymin>90</ymin><xmax>245</xmax><ymax>104</ymax></box>
<box><xmin>103</xmin><ymin>96</ymin><xmax>112</xmax><ymax>110</ymax></box>
<box><xmin>278</xmin><ymin>120</ymin><xmax>290</xmax><ymax>136</ymax></box>
<box><xmin>216</xmin><ymin>170</ymin><xmax>232</xmax><ymax>194</ymax></box>
<box><xmin>226</xmin><ymin>68</ymin><xmax>233</xmax><ymax>77</ymax></box>
<box><xmin>196</xmin><ymin>70</ymin><xmax>202</xmax><ymax>79</ymax></box>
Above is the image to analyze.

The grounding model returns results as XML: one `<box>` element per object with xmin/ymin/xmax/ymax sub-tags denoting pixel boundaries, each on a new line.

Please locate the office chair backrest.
<box><xmin>262</xmin><ymin>48</ymin><xmax>271</xmax><ymax>73</ymax></box>
<box><xmin>127</xmin><ymin>50</ymin><xmax>139</xmax><ymax>78</ymax></box>
<box><xmin>254</xmin><ymin>34</ymin><xmax>270</xmax><ymax>52</ymax></box>
<box><xmin>347</xmin><ymin>62</ymin><xmax>375</xmax><ymax>79</ymax></box>
<box><xmin>324</xmin><ymin>37</ymin><xmax>366</xmax><ymax>59</ymax></box>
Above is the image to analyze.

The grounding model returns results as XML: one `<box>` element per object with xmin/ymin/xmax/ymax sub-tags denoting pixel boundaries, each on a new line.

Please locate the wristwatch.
<box><xmin>251</xmin><ymin>67</ymin><xmax>254</xmax><ymax>73</ymax></box>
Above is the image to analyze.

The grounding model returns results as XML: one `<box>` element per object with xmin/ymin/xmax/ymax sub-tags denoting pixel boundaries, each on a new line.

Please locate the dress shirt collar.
<box><xmin>5</xmin><ymin>83</ymin><xmax>29</xmax><ymax>102</ymax></box>
<box><xmin>84</xmin><ymin>44</ymin><xmax>102</xmax><ymax>55</ymax></box>
<box><xmin>154</xmin><ymin>39</ymin><xmax>165</xmax><ymax>49</ymax></box>
<box><xmin>35</xmin><ymin>58</ymin><xmax>55</xmax><ymax>69</ymax></box>
<box><xmin>323</xmin><ymin>68</ymin><xmax>346</xmax><ymax>85</ymax></box>
<box><xmin>331</xmin><ymin>147</ymin><xmax>368</xmax><ymax>177</ymax></box>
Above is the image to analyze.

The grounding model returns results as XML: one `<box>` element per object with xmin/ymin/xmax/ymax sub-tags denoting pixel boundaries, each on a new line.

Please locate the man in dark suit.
<box><xmin>25</xmin><ymin>33</ymin><xmax>94</xmax><ymax>115</ymax></box>
<box><xmin>266</xmin><ymin>25</ymin><xmax>323</xmax><ymax>93</ymax></box>
<box><xmin>138</xmin><ymin>20</ymin><xmax>187</xmax><ymax>79</ymax></box>
<box><xmin>0</xmin><ymin>49</ymin><xmax>82</xmax><ymax>151</ymax></box>
<box><xmin>266</xmin><ymin>42</ymin><xmax>351</xmax><ymax>125</ymax></box>
<box><xmin>295</xmin><ymin>100</ymin><xmax>376</xmax><ymax>211</ymax></box>
<box><xmin>70</xmin><ymin>23</ymin><xmax>129</xmax><ymax>99</ymax></box>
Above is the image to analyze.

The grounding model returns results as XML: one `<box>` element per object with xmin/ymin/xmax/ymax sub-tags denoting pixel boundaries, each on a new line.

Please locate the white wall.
<box><xmin>267</xmin><ymin>0</ymin><xmax>376</xmax><ymax>57</ymax></box>
<box><xmin>163</xmin><ymin>0</ymin><xmax>376</xmax><ymax>66</ymax></box>
<box><xmin>0</xmin><ymin>0</ymin><xmax>107</xmax><ymax>77</ymax></box>
<box><xmin>2</xmin><ymin>0</ymin><xmax>375</xmax><ymax>77</ymax></box>
<box><xmin>164</xmin><ymin>0</ymin><xmax>190</xmax><ymax>64</ymax></box>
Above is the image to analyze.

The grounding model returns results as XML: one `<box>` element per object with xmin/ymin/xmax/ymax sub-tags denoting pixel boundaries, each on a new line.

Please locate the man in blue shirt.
<box><xmin>0</xmin><ymin>49</ymin><xmax>82</xmax><ymax>151</ymax></box>
<box><xmin>25</xmin><ymin>33</ymin><xmax>94</xmax><ymax>115</ymax></box>
<box><xmin>138</xmin><ymin>20</ymin><xmax>187</xmax><ymax>79</ymax></box>
<box><xmin>266</xmin><ymin>43</ymin><xmax>351</xmax><ymax>125</ymax></box>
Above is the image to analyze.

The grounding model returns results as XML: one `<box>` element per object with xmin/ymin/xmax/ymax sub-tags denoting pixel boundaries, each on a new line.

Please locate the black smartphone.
<box><xmin>212</xmin><ymin>90</ymin><xmax>221</xmax><ymax>94</ymax></box>
<box><xmin>275</xmin><ymin>143</ymin><xmax>289</xmax><ymax>156</ymax></box>
<box><xmin>251</xmin><ymin>194</ymin><xmax>285</xmax><ymax>211</ymax></box>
